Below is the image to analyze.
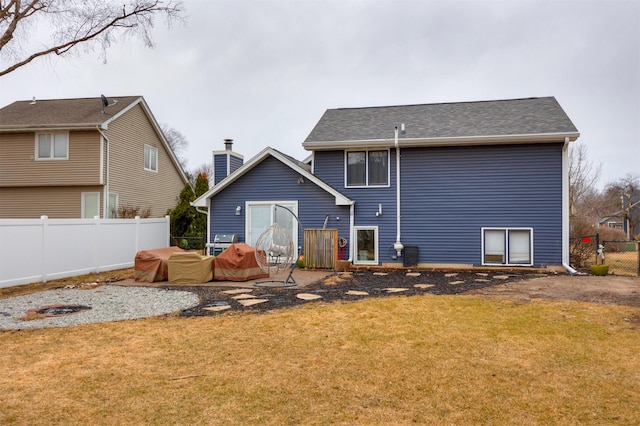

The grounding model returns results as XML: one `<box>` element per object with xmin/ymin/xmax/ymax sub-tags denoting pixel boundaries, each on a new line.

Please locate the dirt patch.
<box><xmin>464</xmin><ymin>274</ymin><xmax>640</xmax><ymax>307</ymax></box>
<box><xmin>165</xmin><ymin>270</ymin><xmax>639</xmax><ymax>316</ymax></box>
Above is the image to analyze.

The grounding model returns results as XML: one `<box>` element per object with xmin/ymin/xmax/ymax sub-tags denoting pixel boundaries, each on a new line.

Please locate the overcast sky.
<box><xmin>1</xmin><ymin>0</ymin><xmax>638</xmax><ymax>188</ymax></box>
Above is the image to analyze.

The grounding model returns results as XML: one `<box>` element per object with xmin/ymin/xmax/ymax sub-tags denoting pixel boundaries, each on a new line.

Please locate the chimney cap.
<box><xmin>224</xmin><ymin>139</ymin><xmax>233</xmax><ymax>150</ymax></box>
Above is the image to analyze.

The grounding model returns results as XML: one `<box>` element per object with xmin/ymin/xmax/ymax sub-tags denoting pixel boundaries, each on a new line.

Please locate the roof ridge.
<box><xmin>14</xmin><ymin>95</ymin><xmax>142</xmax><ymax>103</ymax></box>
<box><xmin>332</xmin><ymin>96</ymin><xmax>556</xmax><ymax>111</ymax></box>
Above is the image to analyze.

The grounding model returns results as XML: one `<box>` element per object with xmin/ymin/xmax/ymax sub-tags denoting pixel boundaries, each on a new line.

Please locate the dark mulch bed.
<box><xmin>162</xmin><ymin>270</ymin><xmax>553</xmax><ymax>317</ymax></box>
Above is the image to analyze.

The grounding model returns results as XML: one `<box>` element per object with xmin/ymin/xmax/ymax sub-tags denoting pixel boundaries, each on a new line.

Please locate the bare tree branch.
<box><xmin>568</xmin><ymin>142</ymin><xmax>601</xmax><ymax>217</ymax></box>
<box><xmin>160</xmin><ymin>123</ymin><xmax>188</xmax><ymax>169</ymax></box>
<box><xmin>0</xmin><ymin>0</ymin><xmax>184</xmax><ymax>77</ymax></box>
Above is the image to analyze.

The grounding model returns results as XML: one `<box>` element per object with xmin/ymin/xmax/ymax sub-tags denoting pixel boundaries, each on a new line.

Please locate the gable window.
<box><xmin>346</xmin><ymin>150</ymin><xmax>388</xmax><ymax>187</ymax></box>
<box><xmin>36</xmin><ymin>133</ymin><xmax>68</xmax><ymax>160</ymax></box>
<box><xmin>144</xmin><ymin>144</ymin><xmax>158</xmax><ymax>172</ymax></box>
<box><xmin>482</xmin><ymin>228</ymin><xmax>533</xmax><ymax>266</ymax></box>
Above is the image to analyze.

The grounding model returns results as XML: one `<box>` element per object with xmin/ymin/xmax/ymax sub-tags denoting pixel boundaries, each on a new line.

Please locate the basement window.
<box><xmin>482</xmin><ymin>228</ymin><xmax>533</xmax><ymax>266</ymax></box>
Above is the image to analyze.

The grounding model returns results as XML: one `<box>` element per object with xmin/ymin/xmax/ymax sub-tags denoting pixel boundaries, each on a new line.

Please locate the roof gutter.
<box><xmin>303</xmin><ymin>132</ymin><xmax>581</xmax><ymax>151</ymax></box>
<box><xmin>0</xmin><ymin>124</ymin><xmax>101</xmax><ymax>132</ymax></box>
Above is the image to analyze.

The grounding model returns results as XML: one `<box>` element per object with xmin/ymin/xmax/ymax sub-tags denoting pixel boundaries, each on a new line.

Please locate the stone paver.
<box><xmin>221</xmin><ymin>289</ymin><xmax>254</xmax><ymax>295</ymax></box>
<box><xmin>203</xmin><ymin>305</ymin><xmax>232</xmax><ymax>312</ymax></box>
<box><xmin>373</xmin><ymin>272</ymin><xmax>389</xmax><ymax>276</ymax></box>
<box><xmin>406</xmin><ymin>272</ymin><xmax>421</xmax><ymax>277</ymax></box>
<box><xmin>414</xmin><ymin>284</ymin><xmax>435</xmax><ymax>289</ymax></box>
<box><xmin>232</xmin><ymin>294</ymin><xmax>257</xmax><ymax>300</ymax></box>
<box><xmin>445</xmin><ymin>273</ymin><xmax>458</xmax><ymax>277</ymax></box>
<box><xmin>449</xmin><ymin>280</ymin><xmax>465</xmax><ymax>285</ymax></box>
<box><xmin>346</xmin><ymin>290</ymin><xmax>369</xmax><ymax>296</ymax></box>
<box><xmin>384</xmin><ymin>287</ymin><xmax>409</xmax><ymax>293</ymax></box>
<box><xmin>296</xmin><ymin>293</ymin><xmax>323</xmax><ymax>301</ymax></box>
<box><xmin>237</xmin><ymin>298</ymin><xmax>269</xmax><ymax>307</ymax></box>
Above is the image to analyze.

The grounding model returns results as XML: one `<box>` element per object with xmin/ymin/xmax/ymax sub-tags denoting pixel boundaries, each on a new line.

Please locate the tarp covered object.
<box><xmin>214</xmin><ymin>243</ymin><xmax>269</xmax><ymax>282</ymax></box>
<box><xmin>168</xmin><ymin>252</ymin><xmax>214</xmax><ymax>284</ymax></box>
<box><xmin>134</xmin><ymin>246</ymin><xmax>185</xmax><ymax>282</ymax></box>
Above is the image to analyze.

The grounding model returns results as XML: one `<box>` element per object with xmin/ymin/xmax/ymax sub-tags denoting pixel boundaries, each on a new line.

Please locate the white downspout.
<box><xmin>97</xmin><ymin>126</ymin><xmax>110</xmax><ymax>219</ymax></box>
<box><xmin>195</xmin><ymin>206</ymin><xmax>209</xmax><ymax>254</ymax></box>
<box><xmin>349</xmin><ymin>203</ymin><xmax>355</xmax><ymax>262</ymax></box>
<box><xmin>562</xmin><ymin>137</ymin><xmax>577</xmax><ymax>274</ymax></box>
<box><xmin>393</xmin><ymin>126</ymin><xmax>404</xmax><ymax>257</ymax></box>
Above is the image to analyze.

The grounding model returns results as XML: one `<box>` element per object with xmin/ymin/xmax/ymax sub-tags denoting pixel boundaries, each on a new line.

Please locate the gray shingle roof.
<box><xmin>0</xmin><ymin>96</ymin><xmax>142</xmax><ymax>130</ymax></box>
<box><xmin>303</xmin><ymin>97</ymin><xmax>579</xmax><ymax>147</ymax></box>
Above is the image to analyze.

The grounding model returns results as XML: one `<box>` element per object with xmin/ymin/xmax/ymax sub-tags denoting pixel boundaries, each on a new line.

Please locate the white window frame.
<box><xmin>354</xmin><ymin>226</ymin><xmax>379</xmax><ymax>265</ymax></box>
<box><xmin>344</xmin><ymin>149</ymin><xmax>390</xmax><ymax>188</ymax></box>
<box><xmin>481</xmin><ymin>227</ymin><xmax>534</xmax><ymax>266</ymax></box>
<box><xmin>108</xmin><ymin>192</ymin><xmax>118</xmax><ymax>218</ymax></box>
<box><xmin>245</xmin><ymin>201</ymin><xmax>298</xmax><ymax>250</ymax></box>
<box><xmin>81</xmin><ymin>192</ymin><xmax>101</xmax><ymax>219</ymax></box>
<box><xmin>35</xmin><ymin>132</ymin><xmax>69</xmax><ymax>160</ymax></box>
<box><xmin>144</xmin><ymin>144</ymin><xmax>158</xmax><ymax>172</ymax></box>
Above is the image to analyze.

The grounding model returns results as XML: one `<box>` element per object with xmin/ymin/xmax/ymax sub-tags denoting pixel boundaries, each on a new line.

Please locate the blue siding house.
<box><xmin>193</xmin><ymin>97</ymin><xmax>580</xmax><ymax>271</ymax></box>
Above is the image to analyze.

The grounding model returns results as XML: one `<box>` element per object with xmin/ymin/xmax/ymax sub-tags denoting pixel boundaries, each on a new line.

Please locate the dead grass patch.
<box><xmin>0</xmin><ymin>268</ymin><xmax>134</xmax><ymax>299</ymax></box>
<box><xmin>1</xmin><ymin>295</ymin><xmax>638</xmax><ymax>425</ymax></box>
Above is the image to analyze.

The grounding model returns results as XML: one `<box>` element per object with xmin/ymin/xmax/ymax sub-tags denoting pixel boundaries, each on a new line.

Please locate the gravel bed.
<box><xmin>0</xmin><ymin>285</ymin><xmax>199</xmax><ymax>330</ymax></box>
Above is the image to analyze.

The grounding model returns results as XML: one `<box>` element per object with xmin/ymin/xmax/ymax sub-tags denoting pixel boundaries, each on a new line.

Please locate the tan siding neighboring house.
<box><xmin>106</xmin><ymin>104</ymin><xmax>185</xmax><ymax>217</ymax></box>
<box><xmin>0</xmin><ymin>96</ymin><xmax>189</xmax><ymax>219</ymax></box>
<box><xmin>0</xmin><ymin>131</ymin><xmax>101</xmax><ymax>186</ymax></box>
<box><xmin>0</xmin><ymin>186</ymin><xmax>104</xmax><ymax>218</ymax></box>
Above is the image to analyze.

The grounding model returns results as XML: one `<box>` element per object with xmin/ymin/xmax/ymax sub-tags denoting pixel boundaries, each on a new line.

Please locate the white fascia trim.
<box><xmin>303</xmin><ymin>132</ymin><xmax>581</xmax><ymax>151</ymax></box>
<box><xmin>212</xmin><ymin>149</ymin><xmax>244</xmax><ymax>160</ymax></box>
<box><xmin>191</xmin><ymin>147</ymin><xmax>354</xmax><ymax>208</ymax></box>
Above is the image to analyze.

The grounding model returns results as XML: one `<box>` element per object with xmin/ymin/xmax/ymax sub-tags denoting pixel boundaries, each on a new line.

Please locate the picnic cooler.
<box><xmin>134</xmin><ymin>246</ymin><xmax>185</xmax><ymax>282</ymax></box>
<box><xmin>168</xmin><ymin>252</ymin><xmax>214</xmax><ymax>284</ymax></box>
<box><xmin>213</xmin><ymin>243</ymin><xmax>269</xmax><ymax>282</ymax></box>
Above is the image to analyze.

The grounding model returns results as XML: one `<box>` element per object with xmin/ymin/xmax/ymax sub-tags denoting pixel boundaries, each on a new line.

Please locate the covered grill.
<box><xmin>207</xmin><ymin>234</ymin><xmax>238</xmax><ymax>256</ymax></box>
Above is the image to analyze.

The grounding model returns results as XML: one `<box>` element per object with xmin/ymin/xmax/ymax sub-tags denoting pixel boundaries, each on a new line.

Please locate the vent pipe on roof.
<box><xmin>224</xmin><ymin>139</ymin><xmax>233</xmax><ymax>151</ymax></box>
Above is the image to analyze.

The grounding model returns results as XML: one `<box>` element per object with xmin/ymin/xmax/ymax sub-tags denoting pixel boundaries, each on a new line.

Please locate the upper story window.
<box><xmin>36</xmin><ymin>133</ymin><xmax>68</xmax><ymax>160</ymax></box>
<box><xmin>144</xmin><ymin>144</ymin><xmax>158</xmax><ymax>172</ymax></box>
<box><xmin>345</xmin><ymin>150</ymin><xmax>389</xmax><ymax>187</ymax></box>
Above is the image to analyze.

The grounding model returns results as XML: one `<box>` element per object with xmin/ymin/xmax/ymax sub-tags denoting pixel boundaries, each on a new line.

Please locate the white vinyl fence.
<box><xmin>0</xmin><ymin>216</ymin><xmax>170</xmax><ymax>288</ymax></box>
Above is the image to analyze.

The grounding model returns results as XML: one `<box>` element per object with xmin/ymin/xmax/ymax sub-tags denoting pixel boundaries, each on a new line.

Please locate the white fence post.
<box><xmin>165</xmin><ymin>215</ymin><xmax>171</xmax><ymax>247</ymax></box>
<box><xmin>40</xmin><ymin>215</ymin><xmax>48</xmax><ymax>283</ymax></box>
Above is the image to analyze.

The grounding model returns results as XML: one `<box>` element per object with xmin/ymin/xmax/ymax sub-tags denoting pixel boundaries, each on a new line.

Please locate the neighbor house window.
<box><xmin>354</xmin><ymin>226</ymin><xmax>378</xmax><ymax>265</ymax></box>
<box><xmin>144</xmin><ymin>144</ymin><xmax>158</xmax><ymax>171</ymax></box>
<box><xmin>108</xmin><ymin>193</ymin><xmax>118</xmax><ymax>218</ymax></box>
<box><xmin>82</xmin><ymin>192</ymin><xmax>100</xmax><ymax>219</ymax></box>
<box><xmin>346</xmin><ymin>150</ymin><xmax>389</xmax><ymax>187</ymax></box>
<box><xmin>482</xmin><ymin>228</ymin><xmax>533</xmax><ymax>266</ymax></box>
<box><xmin>36</xmin><ymin>133</ymin><xmax>68</xmax><ymax>160</ymax></box>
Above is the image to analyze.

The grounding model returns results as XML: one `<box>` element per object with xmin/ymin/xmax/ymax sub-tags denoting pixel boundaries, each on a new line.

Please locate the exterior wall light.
<box><xmin>235</xmin><ymin>206</ymin><xmax>241</xmax><ymax>216</ymax></box>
